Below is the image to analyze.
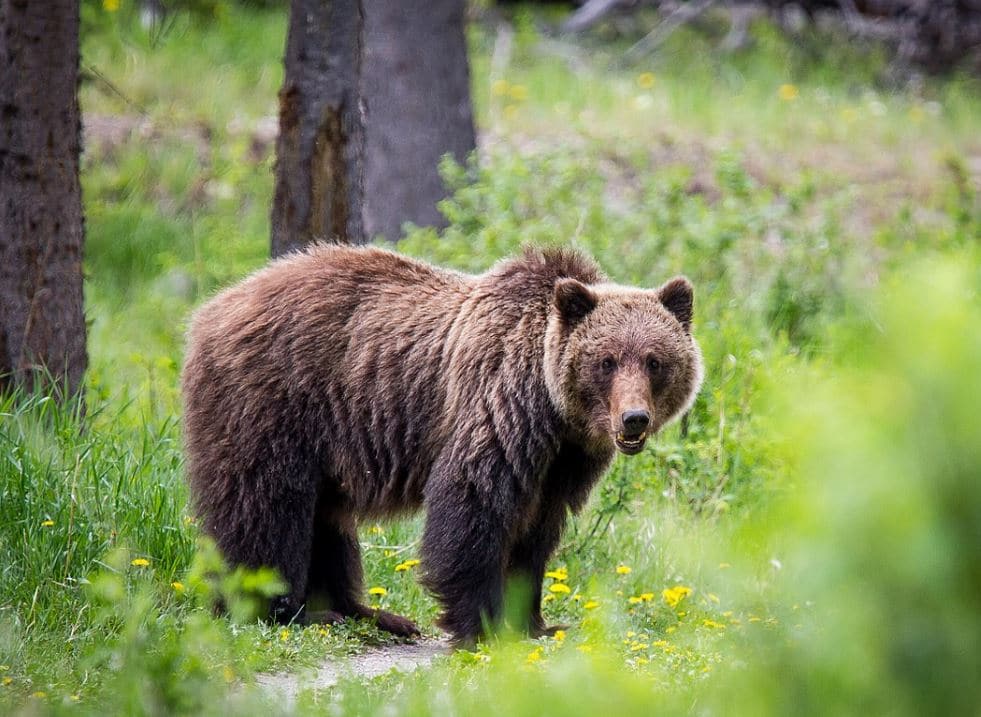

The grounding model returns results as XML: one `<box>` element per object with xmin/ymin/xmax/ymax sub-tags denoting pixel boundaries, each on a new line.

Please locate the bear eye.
<box><xmin>646</xmin><ymin>356</ymin><xmax>662</xmax><ymax>374</ymax></box>
<box><xmin>600</xmin><ymin>357</ymin><xmax>616</xmax><ymax>374</ymax></box>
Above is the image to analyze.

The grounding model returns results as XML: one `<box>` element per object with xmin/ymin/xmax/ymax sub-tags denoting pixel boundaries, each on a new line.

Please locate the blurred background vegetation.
<box><xmin>1</xmin><ymin>0</ymin><xmax>979</xmax><ymax>714</ymax></box>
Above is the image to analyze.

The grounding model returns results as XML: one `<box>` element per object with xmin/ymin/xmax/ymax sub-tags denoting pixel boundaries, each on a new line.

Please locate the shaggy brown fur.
<box><xmin>182</xmin><ymin>245</ymin><xmax>703</xmax><ymax>644</ymax></box>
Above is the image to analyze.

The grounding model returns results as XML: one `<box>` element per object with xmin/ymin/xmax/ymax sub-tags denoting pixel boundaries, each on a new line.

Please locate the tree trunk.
<box><xmin>0</xmin><ymin>0</ymin><xmax>87</xmax><ymax>399</ymax></box>
<box><xmin>361</xmin><ymin>0</ymin><xmax>477</xmax><ymax>243</ymax></box>
<box><xmin>271</xmin><ymin>0</ymin><xmax>366</xmax><ymax>257</ymax></box>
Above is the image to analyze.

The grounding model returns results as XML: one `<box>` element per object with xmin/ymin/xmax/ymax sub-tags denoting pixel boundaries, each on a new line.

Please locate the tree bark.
<box><xmin>361</xmin><ymin>0</ymin><xmax>477</xmax><ymax>243</ymax></box>
<box><xmin>271</xmin><ymin>0</ymin><xmax>366</xmax><ymax>257</ymax></box>
<box><xmin>0</xmin><ymin>0</ymin><xmax>87</xmax><ymax>399</ymax></box>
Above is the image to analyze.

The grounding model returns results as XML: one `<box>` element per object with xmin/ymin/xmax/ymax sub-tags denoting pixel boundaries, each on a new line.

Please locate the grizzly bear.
<box><xmin>182</xmin><ymin>245</ymin><xmax>702</xmax><ymax>644</ymax></box>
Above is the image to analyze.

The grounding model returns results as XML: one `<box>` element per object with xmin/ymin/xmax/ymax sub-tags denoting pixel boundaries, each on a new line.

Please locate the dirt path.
<box><xmin>255</xmin><ymin>639</ymin><xmax>449</xmax><ymax>700</ymax></box>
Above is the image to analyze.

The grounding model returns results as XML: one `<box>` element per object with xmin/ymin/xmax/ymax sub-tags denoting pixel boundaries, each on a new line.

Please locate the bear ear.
<box><xmin>554</xmin><ymin>278</ymin><xmax>598</xmax><ymax>326</ymax></box>
<box><xmin>658</xmin><ymin>276</ymin><xmax>694</xmax><ymax>331</ymax></box>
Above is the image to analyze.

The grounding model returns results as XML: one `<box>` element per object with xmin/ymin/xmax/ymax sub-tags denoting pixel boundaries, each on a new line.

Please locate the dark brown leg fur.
<box><xmin>508</xmin><ymin>501</ymin><xmax>568</xmax><ymax>637</ymax></box>
<box><xmin>306</xmin><ymin>494</ymin><xmax>419</xmax><ymax>638</ymax></box>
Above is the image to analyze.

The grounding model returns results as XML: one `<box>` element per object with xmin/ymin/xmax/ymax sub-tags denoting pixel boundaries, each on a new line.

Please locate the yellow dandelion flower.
<box><xmin>526</xmin><ymin>647</ymin><xmax>543</xmax><ymax>664</ymax></box>
<box><xmin>130</xmin><ymin>558</ymin><xmax>150</xmax><ymax>567</ymax></box>
<box><xmin>544</xmin><ymin>568</ymin><xmax>568</xmax><ymax>581</ymax></box>
<box><xmin>368</xmin><ymin>586</ymin><xmax>388</xmax><ymax>596</ymax></box>
<box><xmin>383</xmin><ymin>549</ymin><xmax>394</xmax><ymax>558</ymax></box>
<box><xmin>616</xmin><ymin>565</ymin><xmax>632</xmax><ymax>575</ymax></box>
<box><xmin>628</xmin><ymin>596</ymin><xmax>643</xmax><ymax>604</ymax></box>
<box><xmin>542</xmin><ymin>593</ymin><xmax>555</xmax><ymax>603</ymax></box>
<box><xmin>661</xmin><ymin>585</ymin><xmax>692</xmax><ymax>608</ymax></box>
<box><xmin>553</xmin><ymin>629</ymin><xmax>566</xmax><ymax>641</ymax></box>
<box><xmin>503</xmin><ymin>104</ymin><xmax>518</xmax><ymax>120</ymax></box>
<box><xmin>171</xmin><ymin>581</ymin><xmax>185</xmax><ymax>592</ymax></box>
<box><xmin>395</xmin><ymin>563</ymin><xmax>410</xmax><ymax>572</ymax></box>
<box><xmin>40</xmin><ymin>519</ymin><xmax>54</xmax><ymax>527</ymax></box>
<box><xmin>70</xmin><ymin>694</ymin><xmax>81</xmax><ymax>702</ymax></box>
<box><xmin>223</xmin><ymin>665</ymin><xmax>235</xmax><ymax>683</ymax></box>
<box><xmin>707</xmin><ymin>593</ymin><xmax>720</xmax><ymax>604</ymax></box>
<box><xmin>748</xmin><ymin>616</ymin><xmax>762</xmax><ymax>623</ymax></box>
<box><xmin>677</xmin><ymin>611</ymin><xmax>686</xmax><ymax>618</ymax></box>
<box><xmin>576</xmin><ymin>644</ymin><xmax>593</xmax><ymax>653</ymax></box>
<box><xmin>635</xmin><ymin>656</ymin><xmax>649</xmax><ymax>665</ymax></box>
<box><xmin>318</xmin><ymin>627</ymin><xmax>330</xmax><ymax>637</ymax></box>
<box><xmin>639</xmin><ymin>592</ymin><xmax>655</xmax><ymax>601</ymax></box>
<box><xmin>369</xmin><ymin>524</ymin><xmax>383</xmax><ymax>535</ymax></box>
<box><xmin>701</xmin><ymin>619</ymin><xmax>725</xmax><ymax>629</ymax></box>
<box><xmin>653</xmin><ymin>640</ymin><xmax>669</xmax><ymax>648</ymax></box>
<box><xmin>636</xmin><ymin>72</ymin><xmax>656</xmax><ymax>89</ymax></box>
<box><xmin>778</xmin><ymin>83</ymin><xmax>799</xmax><ymax>101</ymax></box>
<box><xmin>403</xmin><ymin>559</ymin><xmax>420</xmax><ymax>568</ymax></box>
<box><xmin>549</xmin><ymin>583</ymin><xmax>571</xmax><ymax>594</ymax></box>
<box><xmin>626</xmin><ymin>630</ymin><xmax>636</xmax><ymax>638</ymax></box>
<box><xmin>280</xmin><ymin>628</ymin><xmax>290</xmax><ymax>641</ymax></box>
<box><xmin>103</xmin><ymin>0</ymin><xmax>119</xmax><ymax>11</ymax></box>
<box><xmin>2</xmin><ymin>677</ymin><xmax>13</xmax><ymax>686</ymax></box>
<box><xmin>32</xmin><ymin>691</ymin><xmax>47</xmax><ymax>698</ymax></box>
<box><xmin>583</xmin><ymin>600</ymin><xmax>600</xmax><ymax>610</ymax></box>
<box><xmin>629</xmin><ymin>642</ymin><xmax>648</xmax><ymax>651</ymax></box>
<box><xmin>508</xmin><ymin>84</ymin><xmax>528</xmax><ymax>101</ymax></box>
<box><xmin>666</xmin><ymin>626</ymin><xmax>676</xmax><ymax>634</ymax></box>
<box><xmin>491</xmin><ymin>79</ymin><xmax>508</xmax><ymax>97</ymax></box>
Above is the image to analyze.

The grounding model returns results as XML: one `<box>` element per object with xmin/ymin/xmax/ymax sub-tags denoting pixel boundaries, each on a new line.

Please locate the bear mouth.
<box><xmin>615</xmin><ymin>431</ymin><xmax>647</xmax><ymax>455</ymax></box>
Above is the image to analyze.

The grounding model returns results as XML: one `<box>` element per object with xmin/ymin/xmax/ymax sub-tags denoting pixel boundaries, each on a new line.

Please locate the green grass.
<box><xmin>1</xmin><ymin>2</ymin><xmax>979</xmax><ymax>714</ymax></box>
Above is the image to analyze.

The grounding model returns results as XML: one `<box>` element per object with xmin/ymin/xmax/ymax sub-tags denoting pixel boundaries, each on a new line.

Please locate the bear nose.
<box><xmin>622</xmin><ymin>409</ymin><xmax>650</xmax><ymax>434</ymax></box>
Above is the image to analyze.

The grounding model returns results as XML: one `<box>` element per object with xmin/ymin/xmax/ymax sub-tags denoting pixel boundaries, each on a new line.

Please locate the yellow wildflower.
<box><xmin>223</xmin><ymin>666</ymin><xmax>235</xmax><ymax>683</ymax></box>
<box><xmin>707</xmin><ymin>593</ymin><xmax>720</xmax><ymax>604</ymax></box>
<box><xmin>639</xmin><ymin>592</ymin><xmax>655</xmax><ymax>601</ymax></box>
<box><xmin>507</xmin><ymin>84</ymin><xmax>529</xmax><ymax>101</ymax></box>
<box><xmin>626</xmin><ymin>630</ymin><xmax>636</xmax><ymax>638</ymax></box>
<box><xmin>40</xmin><ymin>519</ymin><xmax>54</xmax><ymax>527</ymax></box>
<box><xmin>32</xmin><ymin>691</ymin><xmax>47</xmax><ymax>698</ymax></box>
<box><xmin>368</xmin><ymin>586</ymin><xmax>388</xmax><ymax>596</ymax></box>
<box><xmin>403</xmin><ymin>559</ymin><xmax>420</xmax><ymax>568</ymax></box>
<box><xmin>702</xmin><ymin>619</ymin><xmax>725</xmax><ymax>629</ymax></box>
<box><xmin>383</xmin><ymin>549</ymin><xmax>394</xmax><ymax>558</ymax></box>
<box><xmin>503</xmin><ymin>104</ymin><xmax>518</xmax><ymax>120</ymax></box>
<box><xmin>661</xmin><ymin>585</ymin><xmax>692</xmax><ymax>608</ymax></box>
<box><xmin>549</xmin><ymin>583</ymin><xmax>571</xmax><ymax>594</ymax></box>
<box><xmin>628</xmin><ymin>596</ymin><xmax>643</xmax><ymax>604</ymax></box>
<box><xmin>629</xmin><ymin>641</ymin><xmax>648</xmax><ymax>651</ymax></box>
<box><xmin>616</xmin><ymin>565</ymin><xmax>632</xmax><ymax>575</ymax></box>
<box><xmin>130</xmin><ymin>558</ymin><xmax>150</xmax><ymax>567</ymax></box>
<box><xmin>543</xmin><ymin>593</ymin><xmax>555</xmax><ymax>603</ymax></box>
<box><xmin>2</xmin><ymin>677</ymin><xmax>12</xmax><ymax>686</ymax></box>
<box><xmin>553</xmin><ymin>629</ymin><xmax>566</xmax><ymax>642</ymax></box>
<box><xmin>103</xmin><ymin>0</ymin><xmax>119</xmax><ymax>11</ymax></box>
<box><xmin>576</xmin><ymin>644</ymin><xmax>593</xmax><ymax>653</ymax></box>
<box><xmin>636</xmin><ymin>72</ymin><xmax>656</xmax><ymax>89</ymax></box>
<box><xmin>369</xmin><ymin>524</ymin><xmax>383</xmax><ymax>535</ymax></box>
<box><xmin>171</xmin><ymin>581</ymin><xmax>185</xmax><ymax>592</ymax></box>
<box><xmin>280</xmin><ymin>628</ymin><xmax>290</xmax><ymax>641</ymax></box>
<box><xmin>491</xmin><ymin>79</ymin><xmax>508</xmax><ymax>97</ymax></box>
<box><xmin>778</xmin><ymin>83</ymin><xmax>799</xmax><ymax>101</ymax></box>
<box><xmin>526</xmin><ymin>647</ymin><xmax>543</xmax><ymax>664</ymax></box>
<box><xmin>544</xmin><ymin>568</ymin><xmax>568</xmax><ymax>581</ymax></box>
<box><xmin>583</xmin><ymin>600</ymin><xmax>600</xmax><ymax>610</ymax></box>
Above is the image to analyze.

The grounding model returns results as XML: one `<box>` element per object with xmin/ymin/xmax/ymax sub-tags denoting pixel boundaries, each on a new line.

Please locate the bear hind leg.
<box><xmin>305</xmin><ymin>507</ymin><xmax>420</xmax><ymax>638</ymax></box>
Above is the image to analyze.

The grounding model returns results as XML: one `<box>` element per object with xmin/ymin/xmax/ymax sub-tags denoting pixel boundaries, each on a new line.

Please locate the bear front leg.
<box><xmin>508</xmin><ymin>501</ymin><xmax>568</xmax><ymax>637</ymax></box>
<box><xmin>420</xmin><ymin>479</ymin><xmax>514</xmax><ymax>646</ymax></box>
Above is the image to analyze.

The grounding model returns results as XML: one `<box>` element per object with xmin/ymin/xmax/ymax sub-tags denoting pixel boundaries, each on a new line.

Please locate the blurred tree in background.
<box><xmin>362</xmin><ymin>0</ymin><xmax>477</xmax><ymax>242</ymax></box>
<box><xmin>270</xmin><ymin>0</ymin><xmax>366</xmax><ymax>255</ymax></box>
<box><xmin>0</xmin><ymin>0</ymin><xmax>88</xmax><ymax>400</ymax></box>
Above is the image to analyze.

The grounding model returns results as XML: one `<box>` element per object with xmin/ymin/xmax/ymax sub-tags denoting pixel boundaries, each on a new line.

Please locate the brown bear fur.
<box><xmin>181</xmin><ymin>244</ymin><xmax>703</xmax><ymax>644</ymax></box>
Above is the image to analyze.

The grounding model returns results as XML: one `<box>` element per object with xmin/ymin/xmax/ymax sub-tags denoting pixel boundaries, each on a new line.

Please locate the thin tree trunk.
<box><xmin>271</xmin><ymin>0</ymin><xmax>366</xmax><ymax>257</ymax></box>
<box><xmin>362</xmin><ymin>0</ymin><xmax>477</xmax><ymax>243</ymax></box>
<box><xmin>0</xmin><ymin>0</ymin><xmax>87</xmax><ymax>399</ymax></box>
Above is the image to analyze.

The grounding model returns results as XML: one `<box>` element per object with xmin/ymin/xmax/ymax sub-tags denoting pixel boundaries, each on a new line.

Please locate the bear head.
<box><xmin>544</xmin><ymin>276</ymin><xmax>704</xmax><ymax>456</ymax></box>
